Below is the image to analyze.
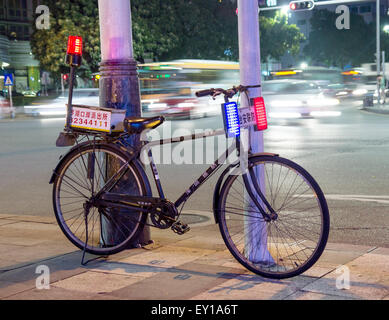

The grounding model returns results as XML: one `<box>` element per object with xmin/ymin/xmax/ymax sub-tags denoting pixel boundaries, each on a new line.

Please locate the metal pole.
<box><xmin>238</xmin><ymin>0</ymin><xmax>262</xmax><ymax>142</ymax></box>
<box><xmin>61</xmin><ymin>73</ymin><xmax>65</xmax><ymax>95</ymax></box>
<box><xmin>65</xmin><ymin>67</ymin><xmax>76</xmax><ymax>130</ymax></box>
<box><xmin>377</xmin><ymin>0</ymin><xmax>380</xmax><ymax>76</ymax></box>
<box><xmin>383</xmin><ymin>50</ymin><xmax>386</xmax><ymax>104</ymax></box>
<box><xmin>9</xmin><ymin>85</ymin><xmax>14</xmax><ymax>119</ymax></box>
<box><xmin>98</xmin><ymin>0</ymin><xmax>150</xmax><ymax>247</ymax></box>
<box><xmin>259</xmin><ymin>0</ymin><xmax>375</xmax><ymax>11</ymax></box>
<box><xmin>238</xmin><ymin>0</ymin><xmax>274</xmax><ymax>264</ymax></box>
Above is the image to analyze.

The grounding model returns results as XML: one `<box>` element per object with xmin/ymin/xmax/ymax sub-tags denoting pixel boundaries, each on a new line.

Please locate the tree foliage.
<box><xmin>133</xmin><ymin>0</ymin><xmax>304</xmax><ymax>63</ymax></box>
<box><xmin>131</xmin><ymin>1</ymin><xmax>179</xmax><ymax>62</ymax></box>
<box><xmin>156</xmin><ymin>0</ymin><xmax>239</xmax><ymax>61</ymax></box>
<box><xmin>30</xmin><ymin>0</ymin><xmax>304</xmax><ymax>76</ymax></box>
<box><xmin>30</xmin><ymin>0</ymin><xmax>100</xmax><ymax>79</ymax></box>
<box><xmin>303</xmin><ymin>9</ymin><xmax>375</xmax><ymax>68</ymax></box>
<box><xmin>260</xmin><ymin>13</ymin><xmax>305</xmax><ymax>62</ymax></box>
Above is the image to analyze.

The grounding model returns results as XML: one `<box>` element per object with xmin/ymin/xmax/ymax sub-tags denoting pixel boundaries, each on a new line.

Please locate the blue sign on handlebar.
<box><xmin>221</xmin><ymin>102</ymin><xmax>240</xmax><ymax>138</ymax></box>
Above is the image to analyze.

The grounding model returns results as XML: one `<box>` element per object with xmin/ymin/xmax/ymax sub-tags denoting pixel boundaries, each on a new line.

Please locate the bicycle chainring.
<box><xmin>149</xmin><ymin>200</ymin><xmax>178</xmax><ymax>229</ymax></box>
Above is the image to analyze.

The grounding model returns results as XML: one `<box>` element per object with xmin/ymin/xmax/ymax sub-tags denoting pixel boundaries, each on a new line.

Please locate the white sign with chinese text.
<box><xmin>70</xmin><ymin>106</ymin><xmax>112</xmax><ymax>132</ymax></box>
<box><xmin>238</xmin><ymin>106</ymin><xmax>256</xmax><ymax>128</ymax></box>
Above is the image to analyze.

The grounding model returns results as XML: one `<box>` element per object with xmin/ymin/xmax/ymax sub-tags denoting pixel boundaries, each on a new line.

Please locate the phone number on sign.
<box><xmin>71</xmin><ymin>108</ymin><xmax>111</xmax><ymax>131</ymax></box>
<box><xmin>72</xmin><ymin>117</ymin><xmax>109</xmax><ymax>129</ymax></box>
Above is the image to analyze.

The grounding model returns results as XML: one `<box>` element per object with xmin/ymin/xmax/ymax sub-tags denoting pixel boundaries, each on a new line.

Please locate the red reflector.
<box><xmin>253</xmin><ymin>97</ymin><xmax>267</xmax><ymax>131</ymax></box>
<box><xmin>67</xmin><ymin>36</ymin><xmax>82</xmax><ymax>56</ymax></box>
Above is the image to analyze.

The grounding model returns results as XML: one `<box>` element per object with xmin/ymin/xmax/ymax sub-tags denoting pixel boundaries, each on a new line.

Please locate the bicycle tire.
<box><xmin>217</xmin><ymin>155</ymin><xmax>329</xmax><ymax>279</ymax></box>
<box><xmin>52</xmin><ymin>142</ymin><xmax>148</xmax><ymax>255</ymax></box>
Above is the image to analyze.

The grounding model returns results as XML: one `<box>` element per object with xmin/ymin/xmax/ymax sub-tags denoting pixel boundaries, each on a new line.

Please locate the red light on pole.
<box><xmin>67</xmin><ymin>36</ymin><xmax>83</xmax><ymax>56</ymax></box>
<box><xmin>65</xmin><ymin>35</ymin><xmax>83</xmax><ymax>67</ymax></box>
<box><xmin>64</xmin><ymin>35</ymin><xmax>83</xmax><ymax>129</ymax></box>
<box><xmin>289</xmin><ymin>2</ymin><xmax>297</xmax><ymax>10</ymax></box>
<box><xmin>253</xmin><ymin>97</ymin><xmax>267</xmax><ymax>131</ymax></box>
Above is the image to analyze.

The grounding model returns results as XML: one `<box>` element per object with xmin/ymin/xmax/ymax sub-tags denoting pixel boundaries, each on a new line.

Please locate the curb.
<box><xmin>360</xmin><ymin>106</ymin><xmax>389</xmax><ymax>115</ymax></box>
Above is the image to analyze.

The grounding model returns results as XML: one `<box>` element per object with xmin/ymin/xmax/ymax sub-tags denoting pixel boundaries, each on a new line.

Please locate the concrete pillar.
<box><xmin>98</xmin><ymin>0</ymin><xmax>150</xmax><ymax>247</ymax></box>
<box><xmin>98</xmin><ymin>0</ymin><xmax>141</xmax><ymax>120</ymax></box>
<box><xmin>238</xmin><ymin>0</ymin><xmax>274</xmax><ymax>264</ymax></box>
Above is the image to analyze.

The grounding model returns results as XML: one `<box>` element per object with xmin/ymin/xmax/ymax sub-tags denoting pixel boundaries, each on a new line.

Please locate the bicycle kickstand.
<box><xmin>80</xmin><ymin>203</ymin><xmax>107</xmax><ymax>266</ymax></box>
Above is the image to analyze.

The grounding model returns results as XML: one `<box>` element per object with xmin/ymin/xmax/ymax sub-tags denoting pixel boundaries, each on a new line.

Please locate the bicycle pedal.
<box><xmin>171</xmin><ymin>221</ymin><xmax>190</xmax><ymax>235</ymax></box>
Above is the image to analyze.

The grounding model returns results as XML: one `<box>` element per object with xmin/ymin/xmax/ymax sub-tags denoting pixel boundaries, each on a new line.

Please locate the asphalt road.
<box><xmin>1</xmin><ymin>102</ymin><xmax>389</xmax><ymax>247</ymax></box>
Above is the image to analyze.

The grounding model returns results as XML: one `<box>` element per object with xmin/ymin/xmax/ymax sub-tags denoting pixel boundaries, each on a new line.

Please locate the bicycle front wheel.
<box><xmin>217</xmin><ymin>155</ymin><xmax>329</xmax><ymax>279</ymax></box>
<box><xmin>52</xmin><ymin>142</ymin><xmax>148</xmax><ymax>256</ymax></box>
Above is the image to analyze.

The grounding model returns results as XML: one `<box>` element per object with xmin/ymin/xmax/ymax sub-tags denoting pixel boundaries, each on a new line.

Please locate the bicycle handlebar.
<box><xmin>195</xmin><ymin>84</ymin><xmax>261</xmax><ymax>99</ymax></box>
<box><xmin>195</xmin><ymin>89</ymin><xmax>215</xmax><ymax>97</ymax></box>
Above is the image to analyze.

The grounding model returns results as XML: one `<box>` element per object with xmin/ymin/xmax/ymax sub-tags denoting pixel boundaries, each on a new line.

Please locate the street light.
<box><xmin>280</xmin><ymin>5</ymin><xmax>289</xmax><ymax>15</ymax></box>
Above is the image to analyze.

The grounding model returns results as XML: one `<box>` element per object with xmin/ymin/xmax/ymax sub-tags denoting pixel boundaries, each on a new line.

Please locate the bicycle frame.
<box><xmin>94</xmin><ymin>126</ymin><xmax>275</xmax><ymax>223</ymax></box>
<box><xmin>75</xmin><ymin>89</ymin><xmax>275</xmax><ymax>223</ymax></box>
<box><xmin>95</xmin><ymin>129</ymin><xmax>236</xmax><ymax>210</ymax></box>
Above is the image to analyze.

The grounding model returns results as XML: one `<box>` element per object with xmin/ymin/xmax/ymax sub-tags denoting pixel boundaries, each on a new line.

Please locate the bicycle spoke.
<box><xmin>53</xmin><ymin>144</ymin><xmax>145</xmax><ymax>255</ymax></box>
<box><xmin>218</xmin><ymin>156</ymin><xmax>329</xmax><ymax>278</ymax></box>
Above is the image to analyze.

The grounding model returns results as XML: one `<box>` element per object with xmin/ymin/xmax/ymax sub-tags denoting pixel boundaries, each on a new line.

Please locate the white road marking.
<box><xmin>300</xmin><ymin>194</ymin><xmax>389</xmax><ymax>204</ymax></box>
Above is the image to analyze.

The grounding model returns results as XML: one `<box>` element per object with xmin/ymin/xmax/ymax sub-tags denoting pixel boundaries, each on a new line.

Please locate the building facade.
<box><xmin>0</xmin><ymin>0</ymin><xmax>40</xmax><ymax>93</ymax></box>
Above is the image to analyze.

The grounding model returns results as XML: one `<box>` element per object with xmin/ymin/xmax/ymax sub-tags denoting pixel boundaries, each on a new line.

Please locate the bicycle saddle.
<box><xmin>124</xmin><ymin>115</ymin><xmax>165</xmax><ymax>134</ymax></box>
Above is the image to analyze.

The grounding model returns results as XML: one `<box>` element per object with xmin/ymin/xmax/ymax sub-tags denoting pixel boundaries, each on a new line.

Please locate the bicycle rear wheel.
<box><xmin>52</xmin><ymin>142</ymin><xmax>148</xmax><ymax>255</ymax></box>
<box><xmin>217</xmin><ymin>155</ymin><xmax>329</xmax><ymax>279</ymax></box>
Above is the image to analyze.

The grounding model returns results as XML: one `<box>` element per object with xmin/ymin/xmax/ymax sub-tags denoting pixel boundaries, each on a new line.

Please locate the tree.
<box><xmin>259</xmin><ymin>13</ymin><xmax>305</xmax><ymax>62</ymax></box>
<box><xmin>159</xmin><ymin>0</ymin><xmax>239</xmax><ymax>61</ymax></box>
<box><xmin>159</xmin><ymin>1</ymin><xmax>304</xmax><ymax>63</ymax></box>
<box><xmin>303</xmin><ymin>9</ymin><xmax>375</xmax><ymax>68</ymax></box>
<box><xmin>30</xmin><ymin>0</ymin><xmax>100</xmax><ymax>80</ymax></box>
<box><xmin>131</xmin><ymin>0</ymin><xmax>180</xmax><ymax>63</ymax></box>
<box><xmin>30</xmin><ymin>0</ymin><xmax>304</xmax><ymax>77</ymax></box>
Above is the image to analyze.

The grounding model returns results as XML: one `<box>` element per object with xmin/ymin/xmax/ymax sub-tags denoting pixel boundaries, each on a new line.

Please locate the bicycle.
<box><xmin>50</xmin><ymin>84</ymin><xmax>330</xmax><ymax>279</ymax></box>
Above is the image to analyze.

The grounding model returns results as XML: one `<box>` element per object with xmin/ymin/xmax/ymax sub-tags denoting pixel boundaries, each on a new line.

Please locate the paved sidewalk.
<box><xmin>0</xmin><ymin>213</ymin><xmax>388</xmax><ymax>301</ymax></box>
<box><xmin>360</xmin><ymin>103</ymin><xmax>389</xmax><ymax>115</ymax></box>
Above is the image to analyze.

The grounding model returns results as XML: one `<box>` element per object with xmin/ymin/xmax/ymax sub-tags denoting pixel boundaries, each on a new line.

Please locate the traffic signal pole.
<box><xmin>376</xmin><ymin>0</ymin><xmax>381</xmax><ymax>76</ymax></box>
<box><xmin>238</xmin><ymin>0</ymin><xmax>274</xmax><ymax>264</ymax></box>
<box><xmin>259</xmin><ymin>0</ymin><xmax>375</xmax><ymax>12</ymax></box>
<box><xmin>98</xmin><ymin>0</ymin><xmax>150</xmax><ymax>247</ymax></box>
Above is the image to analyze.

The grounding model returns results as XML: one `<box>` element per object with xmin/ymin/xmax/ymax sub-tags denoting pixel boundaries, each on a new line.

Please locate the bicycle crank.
<box><xmin>149</xmin><ymin>199</ymin><xmax>179</xmax><ymax>229</ymax></box>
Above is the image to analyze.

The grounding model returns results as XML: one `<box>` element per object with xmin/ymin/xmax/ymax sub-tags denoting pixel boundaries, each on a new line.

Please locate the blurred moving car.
<box><xmin>150</xmin><ymin>96</ymin><xmax>205</xmax><ymax>119</ymax></box>
<box><xmin>142</xmin><ymin>87</ymin><xmax>204</xmax><ymax>119</ymax></box>
<box><xmin>262</xmin><ymin>80</ymin><xmax>341</xmax><ymax>119</ymax></box>
<box><xmin>139</xmin><ymin>60</ymin><xmax>240</xmax><ymax>119</ymax></box>
<box><xmin>320</xmin><ymin>82</ymin><xmax>370</xmax><ymax>100</ymax></box>
<box><xmin>24</xmin><ymin>87</ymin><xmax>212</xmax><ymax>119</ymax></box>
<box><xmin>22</xmin><ymin>90</ymin><xmax>38</xmax><ymax>97</ymax></box>
<box><xmin>144</xmin><ymin>86</ymin><xmax>220</xmax><ymax>119</ymax></box>
<box><xmin>24</xmin><ymin>89</ymin><xmax>100</xmax><ymax>116</ymax></box>
<box><xmin>0</xmin><ymin>95</ymin><xmax>11</xmax><ymax>117</ymax></box>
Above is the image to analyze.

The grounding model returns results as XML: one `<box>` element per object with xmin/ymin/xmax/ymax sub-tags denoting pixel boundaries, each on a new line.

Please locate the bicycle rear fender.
<box><xmin>48</xmin><ymin>141</ymin><xmax>139</xmax><ymax>185</ymax></box>
<box><xmin>212</xmin><ymin>152</ymin><xmax>278</xmax><ymax>224</ymax></box>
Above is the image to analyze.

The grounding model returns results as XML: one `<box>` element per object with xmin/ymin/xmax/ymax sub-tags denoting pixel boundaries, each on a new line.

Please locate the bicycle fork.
<box><xmin>235</xmin><ymin>136</ymin><xmax>277</xmax><ymax>222</ymax></box>
<box><xmin>241</xmin><ymin>170</ymin><xmax>278</xmax><ymax>222</ymax></box>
